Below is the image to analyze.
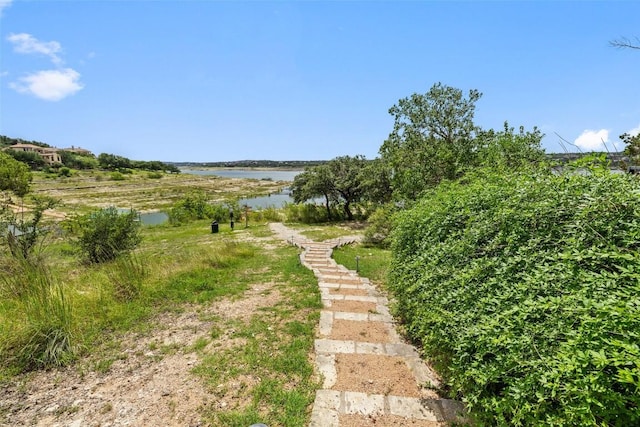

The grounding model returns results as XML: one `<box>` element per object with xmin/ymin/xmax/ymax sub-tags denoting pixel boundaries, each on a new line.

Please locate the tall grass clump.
<box><xmin>0</xmin><ymin>256</ymin><xmax>75</xmax><ymax>371</ymax></box>
<box><xmin>105</xmin><ymin>252</ymin><xmax>147</xmax><ymax>301</ymax></box>
<box><xmin>389</xmin><ymin>166</ymin><xmax>640</xmax><ymax>426</ymax></box>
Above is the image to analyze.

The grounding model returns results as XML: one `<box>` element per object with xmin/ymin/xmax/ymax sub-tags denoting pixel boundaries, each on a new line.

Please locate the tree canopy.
<box><xmin>291</xmin><ymin>155</ymin><xmax>367</xmax><ymax>221</ymax></box>
<box><xmin>0</xmin><ymin>151</ymin><xmax>32</xmax><ymax>198</ymax></box>
<box><xmin>621</xmin><ymin>132</ymin><xmax>640</xmax><ymax>165</ymax></box>
<box><xmin>379</xmin><ymin>83</ymin><xmax>483</xmax><ymax>200</ymax></box>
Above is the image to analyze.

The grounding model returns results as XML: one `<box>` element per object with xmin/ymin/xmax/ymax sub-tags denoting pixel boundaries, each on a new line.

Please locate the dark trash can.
<box><xmin>211</xmin><ymin>221</ymin><xmax>219</xmax><ymax>233</ymax></box>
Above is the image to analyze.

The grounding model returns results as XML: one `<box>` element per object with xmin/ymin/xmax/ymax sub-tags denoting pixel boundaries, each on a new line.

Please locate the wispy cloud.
<box><xmin>6</xmin><ymin>32</ymin><xmax>84</xmax><ymax>101</ymax></box>
<box><xmin>574</xmin><ymin>129</ymin><xmax>610</xmax><ymax>151</ymax></box>
<box><xmin>7</xmin><ymin>33</ymin><xmax>63</xmax><ymax>65</ymax></box>
<box><xmin>9</xmin><ymin>68</ymin><xmax>84</xmax><ymax>101</ymax></box>
<box><xmin>0</xmin><ymin>0</ymin><xmax>12</xmax><ymax>17</ymax></box>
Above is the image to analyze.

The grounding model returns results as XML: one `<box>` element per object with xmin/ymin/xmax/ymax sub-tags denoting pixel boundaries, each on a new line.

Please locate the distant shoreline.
<box><xmin>179</xmin><ymin>166</ymin><xmax>305</xmax><ymax>172</ymax></box>
<box><xmin>171</xmin><ymin>160</ymin><xmax>326</xmax><ymax>169</ymax></box>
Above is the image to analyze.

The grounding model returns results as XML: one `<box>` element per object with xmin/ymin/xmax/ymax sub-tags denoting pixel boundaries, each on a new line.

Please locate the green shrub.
<box><xmin>363</xmin><ymin>203</ymin><xmax>396</xmax><ymax>248</ymax></box>
<box><xmin>110</xmin><ymin>171</ymin><xmax>125</xmax><ymax>181</ymax></box>
<box><xmin>389</xmin><ymin>168</ymin><xmax>640</xmax><ymax>426</ymax></box>
<box><xmin>167</xmin><ymin>191</ymin><xmax>235</xmax><ymax>225</ymax></box>
<box><xmin>58</xmin><ymin>167</ymin><xmax>72</xmax><ymax>177</ymax></box>
<box><xmin>75</xmin><ymin>207</ymin><xmax>142</xmax><ymax>263</ymax></box>
<box><xmin>147</xmin><ymin>172</ymin><xmax>162</xmax><ymax>179</ymax></box>
<box><xmin>257</xmin><ymin>206</ymin><xmax>282</xmax><ymax>222</ymax></box>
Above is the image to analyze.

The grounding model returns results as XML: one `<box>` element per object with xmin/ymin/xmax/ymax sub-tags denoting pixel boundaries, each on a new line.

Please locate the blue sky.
<box><xmin>1</xmin><ymin>1</ymin><xmax>639</xmax><ymax>162</ymax></box>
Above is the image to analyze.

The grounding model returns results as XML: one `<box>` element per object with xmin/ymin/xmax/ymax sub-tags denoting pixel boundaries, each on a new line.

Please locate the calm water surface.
<box><xmin>181</xmin><ymin>169</ymin><xmax>302</xmax><ymax>181</ymax></box>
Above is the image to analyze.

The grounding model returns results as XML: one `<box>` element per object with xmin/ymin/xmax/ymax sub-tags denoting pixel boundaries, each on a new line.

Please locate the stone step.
<box><xmin>310</xmin><ymin>390</ymin><xmax>465</xmax><ymax>426</ymax></box>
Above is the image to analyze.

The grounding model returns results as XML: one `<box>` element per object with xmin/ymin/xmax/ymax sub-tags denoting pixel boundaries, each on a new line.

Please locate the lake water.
<box><xmin>139</xmin><ymin>211</ymin><xmax>169</xmax><ymax>225</ymax></box>
<box><xmin>181</xmin><ymin>168</ymin><xmax>302</xmax><ymax>182</ymax></box>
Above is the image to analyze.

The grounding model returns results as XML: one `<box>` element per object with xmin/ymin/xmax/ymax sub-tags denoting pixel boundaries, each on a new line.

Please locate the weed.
<box><xmin>1</xmin><ymin>258</ymin><xmax>76</xmax><ymax>371</ymax></box>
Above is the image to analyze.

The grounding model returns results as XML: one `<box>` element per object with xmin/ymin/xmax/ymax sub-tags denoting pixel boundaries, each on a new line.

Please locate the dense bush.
<box><xmin>363</xmin><ymin>203</ymin><xmax>396</xmax><ymax>247</ymax></box>
<box><xmin>167</xmin><ymin>192</ymin><xmax>236</xmax><ymax>225</ymax></box>
<box><xmin>389</xmin><ymin>167</ymin><xmax>640</xmax><ymax>426</ymax></box>
<box><xmin>109</xmin><ymin>171</ymin><xmax>125</xmax><ymax>181</ymax></box>
<box><xmin>76</xmin><ymin>207</ymin><xmax>142</xmax><ymax>263</ymax></box>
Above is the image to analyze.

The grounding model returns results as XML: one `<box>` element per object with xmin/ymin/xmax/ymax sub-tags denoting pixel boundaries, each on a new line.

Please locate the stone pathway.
<box><xmin>269</xmin><ymin>223</ymin><xmax>465</xmax><ymax>427</ymax></box>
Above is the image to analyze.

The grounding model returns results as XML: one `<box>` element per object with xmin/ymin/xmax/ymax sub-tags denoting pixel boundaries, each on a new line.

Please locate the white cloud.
<box><xmin>0</xmin><ymin>0</ymin><xmax>12</xmax><ymax>17</ymax></box>
<box><xmin>9</xmin><ymin>68</ymin><xmax>83</xmax><ymax>101</ymax></box>
<box><xmin>574</xmin><ymin>129</ymin><xmax>610</xmax><ymax>151</ymax></box>
<box><xmin>7</xmin><ymin>33</ymin><xmax>63</xmax><ymax>65</ymax></box>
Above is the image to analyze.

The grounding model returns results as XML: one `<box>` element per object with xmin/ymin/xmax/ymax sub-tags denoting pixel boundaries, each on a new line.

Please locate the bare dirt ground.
<box><xmin>0</xmin><ymin>278</ymin><xmax>283</xmax><ymax>427</ymax></box>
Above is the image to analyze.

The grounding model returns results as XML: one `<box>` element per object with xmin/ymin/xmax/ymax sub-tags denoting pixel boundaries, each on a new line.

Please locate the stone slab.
<box><xmin>387</xmin><ymin>396</ymin><xmax>439</xmax><ymax>421</ymax></box>
<box><xmin>342</xmin><ymin>391</ymin><xmax>385</xmax><ymax>416</ymax></box>
<box><xmin>316</xmin><ymin>354</ymin><xmax>337</xmax><ymax>388</ymax></box>
<box><xmin>315</xmin><ymin>338</ymin><xmax>356</xmax><ymax>354</ymax></box>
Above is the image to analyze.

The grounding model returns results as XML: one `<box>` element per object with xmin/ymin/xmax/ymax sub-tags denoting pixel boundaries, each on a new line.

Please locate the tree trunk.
<box><xmin>344</xmin><ymin>202</ymin><xmax>353</xmax><ymax>221</ymax></box>
<box><xmin>324</xmin><ymin>194</ymin><xmax>332</xmax><ymax>220</ymax></box>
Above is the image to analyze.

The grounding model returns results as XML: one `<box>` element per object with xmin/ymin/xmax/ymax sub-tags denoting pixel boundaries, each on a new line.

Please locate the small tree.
<box><xmin>5</xmin><ymin>196</ymin><xmax>58</xmax><ymax>259</ymax></box>
<box><xmin>326</xmin><ymin>155</ymin><xmax>367</xmax><ymax>220</ymax></box>
<box><xmin>76</xmin><ymin>207</ymin><xmax>141</xmax><ymax>263</ymax></box>
<box><xmin>0</xmin><ymin>151</ymin><xmax>32</xmax><ymax>199</ymax></box>
<box><xmin>291</xmin><ymin>165</ymin><xmax>336</xmax><ymax>220</ymax></box>
<box><xmin>621</xmin><ymin>132</ymin><xmax>640</xmax><ymax>165</ymax></box>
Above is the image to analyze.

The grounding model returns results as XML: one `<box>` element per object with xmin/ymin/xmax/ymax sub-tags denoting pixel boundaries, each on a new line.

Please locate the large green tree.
<box><xmin>380</xmin><ymin>83</ymin><xmax>482</xmax><ymax>201</ymax></box>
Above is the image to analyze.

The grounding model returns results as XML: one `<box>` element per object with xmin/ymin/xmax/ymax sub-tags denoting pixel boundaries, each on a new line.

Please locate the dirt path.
<box><xmin>269</xmin><ymin>223</ymin><xmax>466</xmax><ymax>426</ymax></box>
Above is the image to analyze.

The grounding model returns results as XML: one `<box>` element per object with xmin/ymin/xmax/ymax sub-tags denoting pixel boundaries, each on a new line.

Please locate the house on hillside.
<box><xmin>61</xmin><ymin>145</ymin><xmax>93</xmax><ymax>156</ymax></box>
<box><xmin>5</xmin><ymin>143</ymin><xmax>62</xmax><ymax>164</ymax></box>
